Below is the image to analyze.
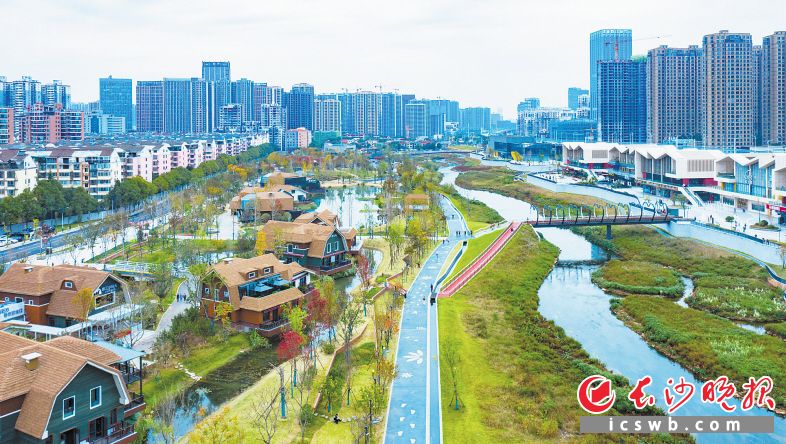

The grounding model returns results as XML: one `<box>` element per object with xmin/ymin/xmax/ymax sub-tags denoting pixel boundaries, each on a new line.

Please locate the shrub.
<box><xmin>249</xmin><ymin>330</ymin><xmax>271</xmax><ymax>350</ymax></box>
<box><xmin>725</xmin><ymin>216</ymin><xmax>735</xmax><ymax>223</ymax></box>
<box><xmin>321</xmin><ymin>341</ymin><xmax>336</xmax><ymax>355</ymax></box>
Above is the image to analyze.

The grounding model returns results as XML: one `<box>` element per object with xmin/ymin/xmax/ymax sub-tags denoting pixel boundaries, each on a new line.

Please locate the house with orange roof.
<box><xmin>199</xmin><ymin>254</ymin><xmax>314</xmax><ymax>336</ymax></box>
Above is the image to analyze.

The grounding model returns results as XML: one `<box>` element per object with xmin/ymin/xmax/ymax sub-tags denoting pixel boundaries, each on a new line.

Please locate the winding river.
<box><xmin>440</xmin><ymin>167</ymin><xmax>786</xmax><ymax>443</ymax></box>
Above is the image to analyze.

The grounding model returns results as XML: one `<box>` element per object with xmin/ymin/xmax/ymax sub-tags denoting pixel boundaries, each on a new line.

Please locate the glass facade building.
<box><xmin>590</xmin><ymin>29</ymin><xmax>632</xmax><ymax>119</ymax></box>
<box><xmin>99</xmin><ymin>76</ymin><xmax>133</xmax><ymax>132</ymax></box>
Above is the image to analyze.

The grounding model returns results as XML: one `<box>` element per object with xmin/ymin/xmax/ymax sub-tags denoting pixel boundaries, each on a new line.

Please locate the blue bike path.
<box><xmin>384</xmin><ymin>197</ymin><xmax>469</xmax><ymax>444</ymax></box>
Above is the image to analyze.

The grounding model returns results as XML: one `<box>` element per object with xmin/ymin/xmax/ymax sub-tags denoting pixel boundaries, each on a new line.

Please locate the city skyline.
<box><xmin>3</xmin><ymin>0</ymin><xmax>784</xmax><ymax>119</ymax></box>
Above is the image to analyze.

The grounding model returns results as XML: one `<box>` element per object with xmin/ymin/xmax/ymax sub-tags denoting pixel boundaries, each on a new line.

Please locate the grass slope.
<box><xmin>445</xmin><ymin>228</ymin><xmax>504</xmax><ymax>282</ymax></box>
<box><xmin>438</xmin><ymin>226</ymin><xmax>687</xmax><ymax>443</ymax></box>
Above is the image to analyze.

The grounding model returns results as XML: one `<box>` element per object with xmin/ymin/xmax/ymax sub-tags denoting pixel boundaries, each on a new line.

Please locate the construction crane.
<box><xmin>605</xmin><ymin>34</ymin><xmax>672</xmax><ymax>60</ymax></box>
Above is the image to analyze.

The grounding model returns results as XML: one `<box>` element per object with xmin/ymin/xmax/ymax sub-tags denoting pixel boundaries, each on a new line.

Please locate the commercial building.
<box><xmin>701</xmin><ymin>31</ymin><xmax>756</xmax><ymax>149</ymax></box>
<box><xmin>99</xmin><ymin>76</ymin><xmax>133</xmax><ymax>132</ymax></box>
<box><xmin>590</xmin><ymin>29</ymin><xmax>633</xmax><ymax>118</ymax></box>
<box><xmin>647</xmin><ymin>45</ymin><xmax>702</xmax><ymax>143</ymax></box>
<box><xmin>597</xmin><ymin>59</ymin><xmax>647</xmax><ymax>143</ymax></box>
<box><xmin>135</xmin><ymin>81</ymin><xmax>164</xmax><ymax>133</ymax></box>
<box><xmin>568</xmin><ymin>87</ymin><xmax>589</xmax><ymax>110</ymax></box>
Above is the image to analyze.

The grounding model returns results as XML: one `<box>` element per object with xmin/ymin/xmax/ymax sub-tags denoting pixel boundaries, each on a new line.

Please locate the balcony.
<box><xmin>319</xmin><ymin>259</ymin><xmax>352</xmax><ymax>275</ymax></box>
<box><xmin>88</xmin><ymin>422</ymin><xmax>137</xmax><ymax>444</ymax></box>
<box><xmin>124</xmin><ymin>393</ymin><xmax>146</xmax><ymax>418</ymax></box>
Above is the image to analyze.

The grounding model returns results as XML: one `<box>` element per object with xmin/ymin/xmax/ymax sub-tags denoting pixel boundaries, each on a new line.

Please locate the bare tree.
<box><xmin>65</xmin><ymin>231</ymin><xmax>87</xmax><ymax>265</ymax></box>
<box><xmin>337</xmin><ymin>300</ymin><xmax>363</xmax><ymax>406</ymax></box>
<box><xmin>250</xmin><ymin>382</ymin><xmax>280</xmax><ymax>444</ymax></box>
<box><xmin>151</xmin><ymin>389</ymin><xmax>184</xmax><ymax>444</ymax></box>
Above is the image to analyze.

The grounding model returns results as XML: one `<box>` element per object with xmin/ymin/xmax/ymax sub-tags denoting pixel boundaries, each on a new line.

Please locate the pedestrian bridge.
<box><xmin>525</xmin><ymin>202</ymin><xmax>677</xmax><ymax>238</ymax></box>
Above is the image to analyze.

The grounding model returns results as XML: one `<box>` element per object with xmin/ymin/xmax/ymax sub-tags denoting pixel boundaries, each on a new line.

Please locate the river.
<box><xmin>440</xmin><ymin>166</ymin><xmax>786</xmax><ymax>443</ymax></box>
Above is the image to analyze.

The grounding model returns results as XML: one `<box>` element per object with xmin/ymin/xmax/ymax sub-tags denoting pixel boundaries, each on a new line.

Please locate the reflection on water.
<box><xmin>314</xmin><ymin>185</ymin><xmax>380</xmax><ymax>230</ymax></box>
<box><xmin>441</xmin><ymin>166</ymin><xmax>786</xmax><ymax>443</ymax></box>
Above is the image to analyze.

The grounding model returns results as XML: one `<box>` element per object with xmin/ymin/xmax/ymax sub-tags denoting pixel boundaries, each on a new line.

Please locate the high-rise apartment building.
<box><xmin>380</xmin><ymin>93</ymin><xmax>404</xmax><ymax>138</ymax></box>
<box><xmin>42</xmin><ymin>80</ymin><xmax>70</xmax><ymax>109</ymax></box>
<box><xmin>252</xmin><ymin>83</ymin><xmax>269</xmax><ymax>121</ymax></box>
<box><xmin>190</xmin><ymin>77</ymin><xmax>208</xmax><ymax>133</ymax></box>
<box><xmin>201</xmin><ymin>61</ymin><xmax>231</xmax><ymax>83</ymax></box>
<box><xmin>404</xmin><ymin>101</ymin><xmax>428</xmax><ymax>139</ymax></box>
<box><xmin>353</xmin><ymin>91</ymin><xmax>380</xmax><ymax>136</ymax></box>
<box><xmin>287</xmin><ymin>83</ymin><xmax>314</xmax><ymax>130</ymax></box>
<box><xmin>99</xmin><ymin>76</ymin><xmax>133</xmax><ymax>132</ymax></box>
<box><xmin>232</xmin><ymin>78</ymin><xmax>255</xmax><ymax>123</ymax></box>
<box><xmin>597</xmin><ymin>59</ymin><xmax>647</xmax><ymax>143</ymax></box>
<box><xmin>219</xmin><ymin>103</ymin><xmax>243</xmax><ymax>132</ymax></box>
<box><xmin>0</xmin><ymin>108</ymin><xmax>13</xmax><ymax>144</ymax></box>
<box><xmin>460</xmin><ymin>107</ymin><xmax>491</xmax><ymax>132</ymax></box>
<box><xmin>647</xmin><ymin>45</ymin><xmax>702</xmax><ymax>143</ymax></box>
<box><xmin>517</xmin><ymin>98</ymin><xmax>541</xmax><ymax>113</ymax></box>
<box><xmin>567</xmin><ymin>87</ymin><xmax>589</xmax><ymax>110</ymax></box>
<box><xmin>314</xmin><ymin>97</ymin><xmax>342</xmax><ymax>133</ymax></box>
<box><xmin>136</xmin><ymin>80</ymin><xmax>164</xmax><ymax>133</ymax></box>
<box><xmin>338</xmin><ymin>92</ymin><xmax>356</xmax><ymax>135</ymax></box>
<box><xmin>761</xmin><ymin>31</ymin><xmax>786</xmax><ymax>145</ymax></box>
<box><xmin>701</xmin><ymin>31</ymin><xmax>755</xmax><ymax>149</ymax></box>
<box><xmin>19</xmin><ymin>104</ymin><xmax>83</xmax><ymax>143</ymax></box>
<box><xmin>163</xmin><ymin>78</ymin><xmax>192</xmax><ymax>133</ymax></box>
<box><xmin>590</xmin><ymin>29</ymin><xmax>633</xmax><ymax>118</ymax></box>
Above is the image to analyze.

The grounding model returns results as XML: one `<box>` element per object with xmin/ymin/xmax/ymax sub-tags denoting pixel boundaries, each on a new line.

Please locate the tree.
<box><xmin>277</xmin><ymin>330</ymin><xmax>303</xmax><ymax>393</ymax></box>
<box><xmin>71</xmin><ymin>287</ymin><xmax>95</xmax><ymax>338</ymax></box>
<box><xmin>255</xmin><ymin>229</ymin><xmax>267</xmax><ymax>256</ymax></box>
<box><xmin>116</xmin><ymin>282</ymin><xmax>155</xmax><ymax>348</ymax></box>
<box><xmin>190</xmin><ymin>408</ymin><xmax>245</xmax><ymax>444</ymax></box>
<box><xmin>64</xmin><ymin>231</ymin><xmax>86</xmax><ymax>265</ymax></box>
<box><xmin>356</xmin><ymin>254</ymin><xmax>372</xmax><ymax>293</ymax></box>
<box><xmin>385</xmin><ymin>222</ymin><xmax>405</xmax><ymax>268</ymax></box>
<box><xmin>320</xmin><ymin>376</ymin><xmax>343</xmax><ymax>413</ymax></box>
<box><xmin>215</xmin><ymin>301</ymin><xmax>234</xmax><ymax>338</ymax></box>
<box><xmin>355</xmin><ymin>385</ymin><xmax>385</xmax><ymax>443</ymax></box>
<box><xmin>32</xmin><ymin>179</ymin><xmax>66</xmax><ymax>220</ymax></box>
<box><xmin>337</xmin><ymin>301</ymin><xmax>363</xmax><ymax>405</ymax></box>
<box><xmin>151</xmin><ymin>390</ymin><xmax>184</xmax><ymax>444</ymax></box>
<box><xmin>443</xmin><ymin>339</ymin><xmax>463</xmax><ymax>410</ymax></box>
<box><xmin>150</xmin><ymin>263</ymin><xmax>174</xmax><ymax>302</ymax></box>
<box><xmin>83</xmin><ymin>222</ymin><xmax>103</xmax><ymax>261</ymax></box>
<box><xmin>292</xmin><ymin>365</ymin><xmax>315</xmax><ymax>444</ymax></box>
<box><xmin>250</xmin><ymin>385</ymin><xmax>280</xmax><ymax>444</ymax></box>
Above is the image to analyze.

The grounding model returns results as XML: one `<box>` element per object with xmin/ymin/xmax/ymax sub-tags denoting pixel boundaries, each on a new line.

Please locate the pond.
<box><xmin>314</xmin><ymin>185</ymin><xmax>380</xmax><ymax>231</ymax></box>
<box><xmin>441</xmin><ymin>166</ymin><xmax>786</xmax><ymax>443</ymax></box>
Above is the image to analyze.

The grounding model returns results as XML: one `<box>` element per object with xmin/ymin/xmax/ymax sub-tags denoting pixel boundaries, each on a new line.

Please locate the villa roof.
<box><xmin>230</xmin><ymin>188</ymin><xmax>295</xmax><ymax>212</ymax></box>
<box><xmin>238</xmin><ymin>287</ymin><xmax>304</xmax><ymax>312</ymax></box>
<box><xmin>208</xmin><ymin>254</ymin><xmax>308</xmax><ymax>311</ymax></box>
<box><xmin>293</xmin><ymin>209</ymin><xmax>337</xmax><ymax>226</ymax></box>
<box><xmin>0</xmin><ymin>264</ymin><xmax>116</xmax><ymax>298</ymax></box>
<box><xmin>0</xmin><ymin>331</ymin><xmax>128</xmax><ymax>439</ymax></box>
<box><xmin>262</xmin><ymin>221</ymin><xmax>343</xmax><ymax>258</ymax></box>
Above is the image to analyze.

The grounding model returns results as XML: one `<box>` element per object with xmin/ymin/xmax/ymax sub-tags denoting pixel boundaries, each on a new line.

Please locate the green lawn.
<box><xmin>445</xmin><ymin>228</ymin><xmax>503</xmax><ymax>282</ymax></box>
<box><xmin>615</xmin><ymin>295</ymin><xmax>786</xmax><ymax>408</ymax></box>
<box><xmin>143</xmin><ymin>333</ymin><xmax>251</xmax><ymax>409</ymax></box>
<box><xmin>441</xmin><ymin>185</ymin><xmax>504</xmax><ymax>234</ymax></box>
<box><xmin>438</xmin><ymin>226</ymin><xmax>686</xmax><ymax>443</ymax></box>
<box><xmin>592</xmin><ymin>260</ymin><xmax>684</xmax><ymax>297</ymax></box>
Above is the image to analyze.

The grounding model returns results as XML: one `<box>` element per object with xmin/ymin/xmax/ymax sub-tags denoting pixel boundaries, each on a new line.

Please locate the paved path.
<box><xmin>438</xmin><ymin>222</ymin><xmax>520</xmax><ymax>298</ymax></box>
<box><xmin>133</xmin><ymin>279</ymin><xmax>192</xmax><ymax>352</ymax></box>
<box><xmin>384</xmin><ymin>197</ymin><xmax>469</xmax><ymax>444</ymax></box>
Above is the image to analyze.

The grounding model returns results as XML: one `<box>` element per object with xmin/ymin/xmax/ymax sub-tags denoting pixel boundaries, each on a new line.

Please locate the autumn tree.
<box><xmin>190</xmin><ymin>408</ymin><xmax>244</xmax><ymax>444</ymax></box>
<box><xmin>255</xmin><ymin>229</ymin><xmax>267</xmax><ymax>256</ymax></box>
<box><xmin>72</xmin><ymin>287</ymin><xmax>95</xmax><ymax>337</ymax></box>
<box><xmin>356</xmin><ymin>254</ymin><xmax>372</xmax><ymax>293</ymax></box>
<box><xmin>215</xmin><ymin>301</ymin><xmax>234</xmax><ymax>338</ymax></box>
<box><xmin>277</xmin><ymin>330</ymin><xmax>303</xmax><ymax>395</ymax></box>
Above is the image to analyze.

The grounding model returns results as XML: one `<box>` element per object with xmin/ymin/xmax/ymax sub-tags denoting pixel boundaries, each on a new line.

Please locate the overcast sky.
<box><xmin>3</xmin><ymin>0</ymin><xmax>783</xmax><ymax>119</ymax></box>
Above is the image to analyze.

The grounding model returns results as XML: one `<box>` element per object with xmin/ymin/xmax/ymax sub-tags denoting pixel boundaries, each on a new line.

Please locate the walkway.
<box><xmin>133</xmin><ymin>279</ymin><xmax>192</xmax><ymax>353</ymax></box>
<box><xmin>384</xmin><ymin>197</ymin><xmax>469</xmax><ymax>444</ymax></box>
<box><xmin>438</xmin><ymin>222</ymin><xmax>521</xmax><ymax>298</ymax></box>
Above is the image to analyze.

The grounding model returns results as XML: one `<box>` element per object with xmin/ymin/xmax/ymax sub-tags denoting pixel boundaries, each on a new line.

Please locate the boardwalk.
<box><xmin>384</xmin><ymin>197</ymin><xmax>469</xmax><ymax>444</ymax></box>
<box><xmin>438</xmin><ymin>222</ymin><xmax>521</xmax><ymax>298</ymax></box>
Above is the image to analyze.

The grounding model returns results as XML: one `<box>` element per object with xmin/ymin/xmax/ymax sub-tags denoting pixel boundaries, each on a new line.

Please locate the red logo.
<box><xmin>577</xmin><ymin>375</ymin><xmax>616</xmax><ymax>414</ymax></box>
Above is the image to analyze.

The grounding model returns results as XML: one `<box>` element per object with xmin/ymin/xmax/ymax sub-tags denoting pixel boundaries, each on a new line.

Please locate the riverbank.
<box><xmin>438</xmin><ymin>226</ymin><xmax>688</xmax><ymax>443</ymax></box>
<box><xmin>440</xmin><ymin>185</ymin><xmax>504</xmax><ymax>233</ymax></box>
<box><xmin>455</xmin><ymin>166</ymin><xmax>605</xmax><ymax>209</ymax></box>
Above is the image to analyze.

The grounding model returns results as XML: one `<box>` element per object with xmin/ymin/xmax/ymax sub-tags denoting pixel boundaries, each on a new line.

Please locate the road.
<box><xmin>384</xmin><ymin>196</ymin><xmax>469</xmax><ymax>444</ymax></box>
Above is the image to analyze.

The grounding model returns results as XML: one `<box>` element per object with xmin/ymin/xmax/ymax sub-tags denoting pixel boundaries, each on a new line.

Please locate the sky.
<box><xmin>2</xmin><ymin>0</ymin><xmax>784</xmax><ymax>119</ymax></box>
